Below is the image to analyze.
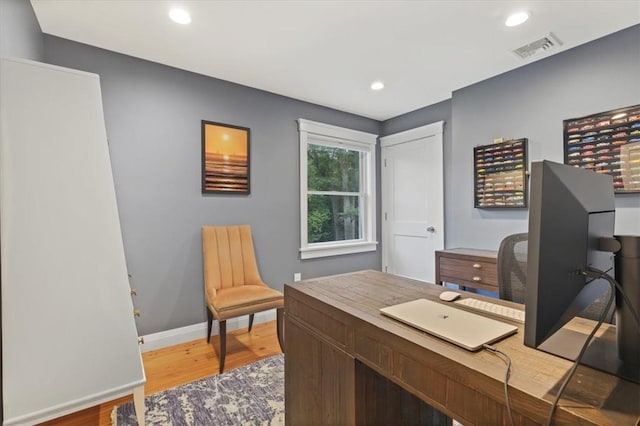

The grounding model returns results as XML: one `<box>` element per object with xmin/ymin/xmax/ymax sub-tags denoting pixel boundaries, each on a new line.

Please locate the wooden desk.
<box><xmin>436</xmin><ymin>248</ymin><xmax>498</xmax><ymax>292</ymax></box>
<box><xmin>284</xmin><ymin>270</ymin><xmax>639</xmax><ymax>425</ymax></box>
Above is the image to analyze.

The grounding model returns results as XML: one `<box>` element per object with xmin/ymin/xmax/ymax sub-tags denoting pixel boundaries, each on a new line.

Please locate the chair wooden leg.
<box><xmin>248</xmin><ymin>313</ymin><xmax>255</xmax><ymax>332</ymax></box>
<box><xmin>206</xmin><ymin>308</ymin><xmax>213</xmax><ymax>343</ymax></box>
<box><xmin>219</xmin><ymin>320</ymin><xmax>227</xmax><ymax>374</ymax></box>
<box><xmin>276</xmin><ymin>307</ymin><xmax>284</xmax><ymax>352</ymax></box>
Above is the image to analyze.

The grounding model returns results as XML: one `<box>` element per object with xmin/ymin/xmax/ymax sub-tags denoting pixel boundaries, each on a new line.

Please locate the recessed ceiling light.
<box><xmin>505</xmin><ymin>11</ymin><xmax>530</xmax><ymax>27</ymax></box>
<box><xmin>169</xmin><ymin>8</ymin><xmax>191</xmax><ymax>25</ymax></box>
<box><xmin>370</xmin><ymin>81</ymin><xmax>384</xmax><ymax>91</ymax></box>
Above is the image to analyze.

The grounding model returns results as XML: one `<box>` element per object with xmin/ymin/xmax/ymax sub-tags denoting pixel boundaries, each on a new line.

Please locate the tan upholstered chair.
<box><xmin>202</xmin><ymin>225</ymin><xmax>284</xmax><ymax>373</ymax></box>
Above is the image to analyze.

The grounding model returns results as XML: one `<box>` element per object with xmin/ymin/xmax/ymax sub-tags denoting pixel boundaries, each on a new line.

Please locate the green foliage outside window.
<box><xmin>307</xmin><ymin>144</ymin><xmax>362</xmax><ymax>243</ymax></box>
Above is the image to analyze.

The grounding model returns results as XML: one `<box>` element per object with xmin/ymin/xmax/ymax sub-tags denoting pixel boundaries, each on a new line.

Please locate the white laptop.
<box><xmin>380</xmin><ymin>299</ymin><xmax>518</xmax><ymax>351</ymax></box>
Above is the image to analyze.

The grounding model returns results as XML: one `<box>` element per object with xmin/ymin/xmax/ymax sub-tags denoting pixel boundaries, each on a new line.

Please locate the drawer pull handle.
<box><xmin>472</xmin><ymin>276</ymin><xmax>482</xmax><ymax>282</ymax></box>
<box><xmin>473</xmin><ymin>263</ymin><xmax>482</xmax><ymax>269</ymax></box>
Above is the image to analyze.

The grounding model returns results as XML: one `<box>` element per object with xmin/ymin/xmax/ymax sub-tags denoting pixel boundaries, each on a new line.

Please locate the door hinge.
<box><xmin>384</xmin><ymin>265</ymin><xmax>388</xmax><ymax>272</ymax></box>
<box><xmin>384</xmin><ymin>212</ymin><xmax>388</xmax><ymax>220</ymax></box>
<box><xmin>384</xmin><ymin>159</ymin><xmax>387</xmax><ymax>167</ymax></box>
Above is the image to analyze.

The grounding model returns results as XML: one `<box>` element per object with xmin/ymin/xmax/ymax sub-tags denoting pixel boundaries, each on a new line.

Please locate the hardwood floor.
<box><xmin>38</xmin><ymin>321</ymin><xmax>282</xmax><ymax>425</ymax></box>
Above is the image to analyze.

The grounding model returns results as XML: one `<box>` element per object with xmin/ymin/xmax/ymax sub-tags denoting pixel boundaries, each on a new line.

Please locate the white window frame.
<box><xmin>298</xmin><ymin>118</ymin><xmax>378</xmax><ymax>259</ymax></box>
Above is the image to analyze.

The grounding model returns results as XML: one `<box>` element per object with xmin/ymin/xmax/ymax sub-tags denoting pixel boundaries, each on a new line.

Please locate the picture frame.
<box><xmin>563</xmin><ymin>104</ymin><xmax>640</xmax><ymax>193</ymax></box>
<box><xmin>474</xmin><ymin>138</ymin><xmax>528</xmax><ymax>209</ymax></box>
<box><xmin>201</xmin><ymin>120</ymin><xmax>250</xmax><ymax>194</ymax></box>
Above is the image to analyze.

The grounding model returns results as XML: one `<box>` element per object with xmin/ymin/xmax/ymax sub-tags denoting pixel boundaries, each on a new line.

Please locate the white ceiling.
<box><xmin>31</xmin><ymin>1</ymin><xmax>640</xmax><ymax>121</ymax></box>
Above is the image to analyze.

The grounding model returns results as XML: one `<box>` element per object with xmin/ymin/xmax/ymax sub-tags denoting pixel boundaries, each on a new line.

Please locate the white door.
<box><xmin>381</xmin><ymin>121</ymin><xmax>444</xmax><ymax>283</ymax></box>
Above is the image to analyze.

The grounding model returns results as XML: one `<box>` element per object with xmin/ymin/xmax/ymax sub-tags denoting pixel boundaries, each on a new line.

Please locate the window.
<box><xmin>298</xmin><ymin>119</ymin><xmax>378</xmax><ymax>259</ymax></box>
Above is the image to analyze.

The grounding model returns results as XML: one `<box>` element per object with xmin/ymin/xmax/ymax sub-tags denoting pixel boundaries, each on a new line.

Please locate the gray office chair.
<box><xmin>497</xmin><ymin>232</ymin><xmax>615</xmax><ymax>323</ymax></box>
<box><xmin>497</xmin><ymin>233</ymin><xmax>528</xmax><ymax>304</ymax></box>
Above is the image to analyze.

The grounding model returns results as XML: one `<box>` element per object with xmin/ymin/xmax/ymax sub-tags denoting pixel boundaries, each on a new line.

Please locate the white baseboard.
<box><xmin>139</xmin><ymin>310</ymin><xmax>277</xmax><ymax>353</ymax></box>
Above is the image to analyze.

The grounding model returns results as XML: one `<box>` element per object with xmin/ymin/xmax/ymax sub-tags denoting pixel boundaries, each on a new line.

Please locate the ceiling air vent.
<box><xmin>512</xmin><ymin>32</ymin><xmax>563</xmax><ymax>59</ymax></box>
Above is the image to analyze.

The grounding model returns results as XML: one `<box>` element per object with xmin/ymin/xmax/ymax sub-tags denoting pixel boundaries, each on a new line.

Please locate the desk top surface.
<box><xmin>286</xmin><ymin>270</ymin><xmax>639</xmax><ymax>426</ymax></box>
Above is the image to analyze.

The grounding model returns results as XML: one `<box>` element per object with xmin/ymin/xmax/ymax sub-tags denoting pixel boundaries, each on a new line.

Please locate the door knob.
<box><xmin>426</xmin><ymin>226</ymin><xmax>436</xmax><ymax>232</ymax></box>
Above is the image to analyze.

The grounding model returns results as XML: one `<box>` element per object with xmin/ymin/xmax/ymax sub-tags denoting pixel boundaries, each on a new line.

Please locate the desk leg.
<box><xmin>133</xmin><ymin>384</ymin><xmax>145</xmax><ymax>426</ymax></box>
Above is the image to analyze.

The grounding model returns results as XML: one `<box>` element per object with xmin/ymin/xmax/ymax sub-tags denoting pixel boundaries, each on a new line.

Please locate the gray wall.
<box><xmin>449</xmin><ymin>25</ymin><xmax>639</xmax><ymax>249</ymax></box>
<box><xmin>7</xmin><ymin>8</ymin><xmax>639</xmax><ymax>337</ymax></box>
<box><xmin>383</xmin><ymin>25</ymin><xmax>640</xmax><ymax>251</ymax></box>
<box><xmin>43</xmin><ymin>36</ymin><xmax>382</xmax><ymax>335</ymax></box>
<box><xmin>0</xmin><ymin>0</ymin><xmax>43</xmax><ymax>61</ymax></box>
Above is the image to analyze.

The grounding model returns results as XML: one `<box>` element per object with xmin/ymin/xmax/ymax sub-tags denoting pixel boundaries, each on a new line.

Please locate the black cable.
<box><xmin>545</xmin><ymin>276</ymin><xmax>616</xmax><ymax>426</ymax></box>
<box><xmin>483</xmin><ymin>344</ymin><xmax>515</xmax><ymax>426</ymax></box>
<box><xmin>584</xmin><ymin>267</ymin><xmax>640</xmax><ymax>426</ymax></box>
<box><xmin>583</xmin><ymin>267</ymin><xmax>640</xmax><ymax>328</ymax></box>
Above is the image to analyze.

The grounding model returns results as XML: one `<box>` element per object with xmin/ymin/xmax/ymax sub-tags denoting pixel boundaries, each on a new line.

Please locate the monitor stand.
<box><xmin>539</xmin><ymin>235</ymin><xmax>640</xmax><ymax>384</ymax></box>
<box><xmin>539</xmin><ymin>327</ymin><xmax>640</xmax><ymax>383</ymax></box>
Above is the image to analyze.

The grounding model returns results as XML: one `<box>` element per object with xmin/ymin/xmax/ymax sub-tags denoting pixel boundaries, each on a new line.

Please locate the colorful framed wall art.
<box><xmin>564</xmin><ymin>104</ymin><xmax>640</xmax><ymax>193</ymax></box>
<box><xmin>474</xmin><ymin>138</ymin><xmax>528</xmax><ymax>208</ymax></box>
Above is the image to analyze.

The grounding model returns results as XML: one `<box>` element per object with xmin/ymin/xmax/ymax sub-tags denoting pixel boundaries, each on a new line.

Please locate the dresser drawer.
<box><xmin>435</xmin><ymin>248</ymin><xmax>498</xmax><ymax>292</ymax></box>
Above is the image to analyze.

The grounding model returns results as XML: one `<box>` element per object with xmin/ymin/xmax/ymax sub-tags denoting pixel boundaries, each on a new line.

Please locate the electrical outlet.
<box><xmin>293</xmin><ymin>273</ymin><xmax>302</xmax><ymax>282</ymax></box>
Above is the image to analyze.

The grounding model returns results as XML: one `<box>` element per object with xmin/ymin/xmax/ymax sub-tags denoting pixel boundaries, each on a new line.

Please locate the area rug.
<box><xmin>112</xmin><ymin>354</ymin><xmax>284</xmax><ymax>426</ymax></box>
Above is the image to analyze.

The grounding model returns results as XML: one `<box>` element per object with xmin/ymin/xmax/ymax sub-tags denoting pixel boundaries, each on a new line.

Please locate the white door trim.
<box><xmin>380</xmin><ymin>121</ymin><xmax>445</xmax><ymax>281</ymax></box>
<box><xmin>380</xmin><ymin>121</ymin><xmax>444</xmax><ymax>148</ymax></box>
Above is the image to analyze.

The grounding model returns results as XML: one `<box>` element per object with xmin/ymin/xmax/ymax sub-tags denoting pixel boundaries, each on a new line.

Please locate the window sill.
<box><xmin>300</xmin><ymin>241</ymin><xmax>378</xmax><ymax>259</ymax></box>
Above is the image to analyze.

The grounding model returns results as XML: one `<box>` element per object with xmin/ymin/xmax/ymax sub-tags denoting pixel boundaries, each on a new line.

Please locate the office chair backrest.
<box><xmin>497</xmin><ymin>232</ymin><xmax>615</xmax><ymax>323</ymax></box>
<box><xmin>202</xmin><ymin>225</ymin><xmax>263</xmax><ymax>294</ymax></box>
<box><xmin>497</xmin><ymin>233</ymin><xmax>528</xmax><ymax>304</ymax></box>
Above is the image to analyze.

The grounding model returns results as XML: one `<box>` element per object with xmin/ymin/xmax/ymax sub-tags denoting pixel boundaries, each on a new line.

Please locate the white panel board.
<box><xmin>0</xmin><ymin>58</ymin><xmax>145</xmax><ymax>425</ymax></box>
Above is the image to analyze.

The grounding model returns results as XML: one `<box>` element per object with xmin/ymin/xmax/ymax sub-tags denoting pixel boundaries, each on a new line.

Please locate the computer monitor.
<box><xmin>525</xmin><ymin>160</ymin><xmax>639</xmax><ymax>383</ymax></box>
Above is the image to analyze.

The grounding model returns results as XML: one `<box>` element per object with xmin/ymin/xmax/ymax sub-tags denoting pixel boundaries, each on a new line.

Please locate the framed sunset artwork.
<box><xmin>201</xmin><ymin>120</ymin><xmax>250</xmax><ymax>194</ymax></box>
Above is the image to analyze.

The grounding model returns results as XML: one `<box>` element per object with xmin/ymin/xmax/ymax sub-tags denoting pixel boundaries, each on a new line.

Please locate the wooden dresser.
<box><xmin>435</xmin><ymin>248</ymin><xmax>498</xmax><ymax>292</ymax></box>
